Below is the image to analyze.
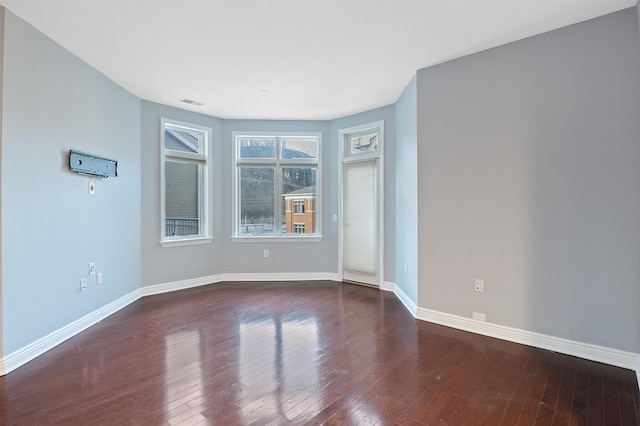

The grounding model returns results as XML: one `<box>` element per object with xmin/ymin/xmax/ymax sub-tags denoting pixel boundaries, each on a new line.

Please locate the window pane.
<box><xmin>165</xmin><ymin>160</ymin><xmax>200</xmax><ymax>237</ymax></box>
<box><xmin>239</xmin><ymin>138</ymin><xmax>276</xmax><ymax>159</ymax></box>
<box><xmin>282</xmin><ymin>138</ymin><xmax>317</xmax><ymax>159</ymax></box>
<box><xmin>239</xmin><ymin>167</ymin><xmax>275</xmax><ymax>235</ymax></box>
<box><xmin>349</xmin><ymin>132</ymin><xmax>378</xmax><ymax>155</ymax></box>
<box><xmin>282</xmin><ymin>168</ymin><xmax>316</xmax><ymax>235</ymax></box>
<box><xmin>165</xmin><ymin>127</ymin><xmax>202</xmax><ymax>153</ymax></box>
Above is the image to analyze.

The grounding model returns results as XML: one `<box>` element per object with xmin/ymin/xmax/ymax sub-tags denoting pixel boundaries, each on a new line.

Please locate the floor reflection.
<box><xmin>238</xmin><ymin>315</ymin><xmax>320</xmax><ymax>423</ymax></box>
<box><xmin>1</xmin><ymin>282</ymin><xmax>638</xmax><ymax>424</ymax></box>
<box><xmin>164</xmin><ymin>330</ymin><xmax>206</xmax><ymax>424</ymax></box>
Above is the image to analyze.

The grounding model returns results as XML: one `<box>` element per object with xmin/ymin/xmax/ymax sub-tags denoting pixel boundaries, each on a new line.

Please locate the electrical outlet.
<box><xmin>475</xmin><ymin>279</ymin><xmax>484</xmax><ymax>292</ymax></box>
<box><xmin>89</xmin><ymin>262</ymin><xmax>96</xmax><ymax>276</ymax></box>
<box><xmin>89</xmin><ymin>181</ymin><xmax>95</xmax><ymax>195</ymax></box>
<box><xmin>80</xmin><ymin>278</ymin><xmax>87</xmax><ymax>291</ymax></box>
<box><xmin>264</xmin><ymin>250</ymin><xmax>269</xmax><ymax>258</ymax></box>
<box><xmin>472</xmin><ymin>312</ymin><xmax>486</xmax><ymax>322</ymax></box>
<box><xmin>97</xmin><ymin>272</ymin><xmax>103</xmax><ymax>285</ymax></box>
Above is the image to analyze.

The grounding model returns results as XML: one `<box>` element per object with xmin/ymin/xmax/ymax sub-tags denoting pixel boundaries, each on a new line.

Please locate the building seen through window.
<box><xmin>234</xmin><ymin>133</ymin><xmax>320</xmax><ymax>237</ymax></box>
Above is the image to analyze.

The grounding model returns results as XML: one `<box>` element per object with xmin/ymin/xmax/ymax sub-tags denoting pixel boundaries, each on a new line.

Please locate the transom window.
<box><xmin>233</xmin><ymin>132</ymin><xmax>320</xmax><ymax>238</ymax></box>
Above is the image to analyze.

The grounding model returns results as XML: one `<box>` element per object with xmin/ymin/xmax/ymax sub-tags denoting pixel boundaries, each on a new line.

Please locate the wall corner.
<box><xmin>0</xmin><ymin>5</ymin><xmax>7</xmax><ymax>365</ymax></box>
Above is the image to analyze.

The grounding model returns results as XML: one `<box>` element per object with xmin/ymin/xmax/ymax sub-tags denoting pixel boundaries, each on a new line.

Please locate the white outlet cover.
<box><xmin>475</xmin><ymin>279</ymin><xmax>484</xmax><ymax>292</ymax></box>
<box><xmin>472</xmin><ymin>312</ymin><xmax>486</xmax><ymax>322</ymax></box>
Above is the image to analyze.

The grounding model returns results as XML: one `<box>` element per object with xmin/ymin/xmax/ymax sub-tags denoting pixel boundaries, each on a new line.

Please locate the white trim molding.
<box><xmin>3</xmin><ymin>275</ymin><xmax>638</xmax><ymax>392</ymax></box>
<box><xmin>141</xmin><ymin>272</ymin><xmax>342</xmax><ymax>297</ymax></box>
<box><xmin>381</xmin><ymin>281</ymin><xmax>639</xmax><ymax>390</ymax></box>
<box><xmin>160</xmin><ymin>237</ymin><xmax>214</xmax><ymax>248</ymax></box>
<box><xmin>415</xmin><ymin>307</ymin><xmax>640</xmax><ymax>375</ymax></box>
<box><xmin>380</xmin><ymin>281</ymin><xmax>395</xmax><ymax>292</ymax></box>
<box><xmin>1</xmin><ymin>273</ymin><xmax>342</xmax><ymax>375</ymax></box>
<box><xmin>338</xmin><ymin>121</ymin><xmax>385</xmax><ymax>288</ymax></box>
<box><xmin>381</xmin><ymin>281</ymin><xmax>417</xmax><ymax>317</ymax></box>
<box><xmin>160</xmin><ymin>118</ymin><xmax>213</xmax><ymax>246</ymax></box>
<box><xmin>231</xmin><ymin>131</ymin><xmax>322</xmax><ymax>240</ymax></box>
<box><xmin>230</xmin><ymin>236</ymin><xmax>323</xmax><ymax>243</ymax></box>
<box><xmin>1</xmin><ymin>289</ymin><xmax>141</xmax><ymax>376</ymax></box>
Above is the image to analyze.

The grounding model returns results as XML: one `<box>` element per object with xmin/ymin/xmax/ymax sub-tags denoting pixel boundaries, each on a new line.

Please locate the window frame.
<box><xmin>160</xmin><ymin>118</ymin><xmax>213</xmax><ymax>247</ymax></box>
<box><xmin>293</xmin><ymin>200</ymin><xmax>305</xmax><ymax>214</ymax></box>
<box><xmin>232</xmin><ymin>131</ymin><xmax>322</xmax><ymax>242</ymax></box>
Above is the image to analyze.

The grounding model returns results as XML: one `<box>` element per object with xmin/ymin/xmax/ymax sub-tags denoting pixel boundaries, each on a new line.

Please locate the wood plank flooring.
<box><xmin>0</xmin><ymin>281</ymin><xmax>638</xmax><ymax>425</ymax></box>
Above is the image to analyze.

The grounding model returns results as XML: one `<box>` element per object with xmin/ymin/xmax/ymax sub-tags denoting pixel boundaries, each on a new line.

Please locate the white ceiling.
<box><xmin>2</xmin><ymin>0</ymin><xmax>636</xmax><ymax>120</ymax></box>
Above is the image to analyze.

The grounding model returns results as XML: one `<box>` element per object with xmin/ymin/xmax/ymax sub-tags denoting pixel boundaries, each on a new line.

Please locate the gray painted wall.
<box><xmin>141</xmin><ymin>102</ymin><xmax>223</xmax><ymax>286</ymax></box>
<box><xmin>416</xmin><ymin>8</ymin><xmax>640</xmax><ymax>353</ymax></box>
<box><xmin>141</xmin><ymin>102</ymin><xmax>346</xmax><ymax>286</ymax></box>
<box><xmin>1</xmin><ymin>11</ymin><xmax>141</xmax><ymax>354</ymax></box>
<box><xmin>141</xmin><ymin>102</ymin><xmax>397</xmax><ymax>287</ymax></box>
<box><xmin>3</xmin><ymin>1</ymin><xmax>639</xmax><ymax>367</ymax></box>
<box><xmin>394</xmin><ymin>76</ymin><xmax>418</xmax><ymax>303</ymax></box>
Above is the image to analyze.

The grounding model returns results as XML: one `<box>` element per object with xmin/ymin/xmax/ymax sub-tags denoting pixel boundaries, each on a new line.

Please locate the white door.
<box><xmin>339</xmin><ymin>122</ymin><xmax>383</xmax><ymax>287</ymax></box>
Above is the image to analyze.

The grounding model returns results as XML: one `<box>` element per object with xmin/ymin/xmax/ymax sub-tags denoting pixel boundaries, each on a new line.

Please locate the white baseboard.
<box><xmin>380</xmin><ymin>281</ymin><xmax>395</xmax><ymax>292</ymax></box>
<box><xmin>5</xmin><ymin>275</ymin><xmax>639</xmax><ymax>392</ymax></box>
<box><xmin>1</xmin><ymin>289</ymin><xmax>141</xmax><ymax>375</ymax></box>
<box><xmin>141</xmin><ymin>274</ymin><xmax>220</xmax><ymax>296</ymax></box>
<box><xmin>381</xmin><ymin>281</ymin><xmax>417</xmax><ymax>316</ymax></box>
<box><xmin>382</xmin><ymin>281</ymin><xmax>639</xmax><ymax>390</ymax></box>
<box><xmin>142</xmin><ymin>272</ymin><xmax>341</xmax><ymax>297</ymax></box>
<box><xmin>2</xmin><ymin>272</ymin><xmax>341</xmax><ymax>375</ymax></box>
<box><xmin>415</xmin><ymin>307</ymin><xmax>640</xmax><ymax>374</ymax></box>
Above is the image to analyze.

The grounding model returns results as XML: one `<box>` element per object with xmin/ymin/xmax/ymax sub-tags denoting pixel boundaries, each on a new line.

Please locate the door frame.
<box><xmin>338</xmin><ymin>120</ymin><xmax>384</xmax><ymax>287</ymax></box>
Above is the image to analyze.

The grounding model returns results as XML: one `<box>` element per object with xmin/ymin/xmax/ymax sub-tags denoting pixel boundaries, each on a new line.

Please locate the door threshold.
<box><xmin>342</xmin><ymin>279</ymin><xmax>379</xmax><ymax>289</ymax></box>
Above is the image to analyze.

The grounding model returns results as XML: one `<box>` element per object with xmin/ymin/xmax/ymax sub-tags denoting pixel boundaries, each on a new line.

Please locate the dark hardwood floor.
<box><xmin>1</xmin><ymin>281</ymin><xmax>638</xmax><ymax>425</ymax></box>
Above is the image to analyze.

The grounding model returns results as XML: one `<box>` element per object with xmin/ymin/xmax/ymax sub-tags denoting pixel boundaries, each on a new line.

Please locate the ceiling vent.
<box><xmin>179</xmin><ymin>98</ymin><xmax>205</xmax><ymax>107</ymax></box>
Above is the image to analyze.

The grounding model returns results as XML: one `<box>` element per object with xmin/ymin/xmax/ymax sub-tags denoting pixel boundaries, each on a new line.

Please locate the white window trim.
<box><xmin>160</xmin><ymin>237</ymin><xmax>214</xmax><ymax>248</ymax></box>
<box><xmin>338</xmin><ymin>120</ymin><xmax>385</xmax><ymax>285</ymax></box>
<box><xmin>231</xmin><ymin>235</ymin><xmax>323</xmax><ymax>243</ymax></box>
<box><xmin>232</xmin><ymin>131</ymin><xmax>322</xmax><ymax>242</ymax></box>
<box><xmin>160</xmin><ymin>118</ymin><xmax>213</xmax><ymax>247</ymax></box>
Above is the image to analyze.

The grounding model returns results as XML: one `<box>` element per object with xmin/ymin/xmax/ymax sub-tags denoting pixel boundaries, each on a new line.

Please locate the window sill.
<box><xmin>231</xmin><ymin>235</ymin><xmax>323</xmax><ymax>243</ymax></box>
<box><xmin>160</xmin><ymin>237</ymin><xmax>214</xmax><ymax>248</ymax></box>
